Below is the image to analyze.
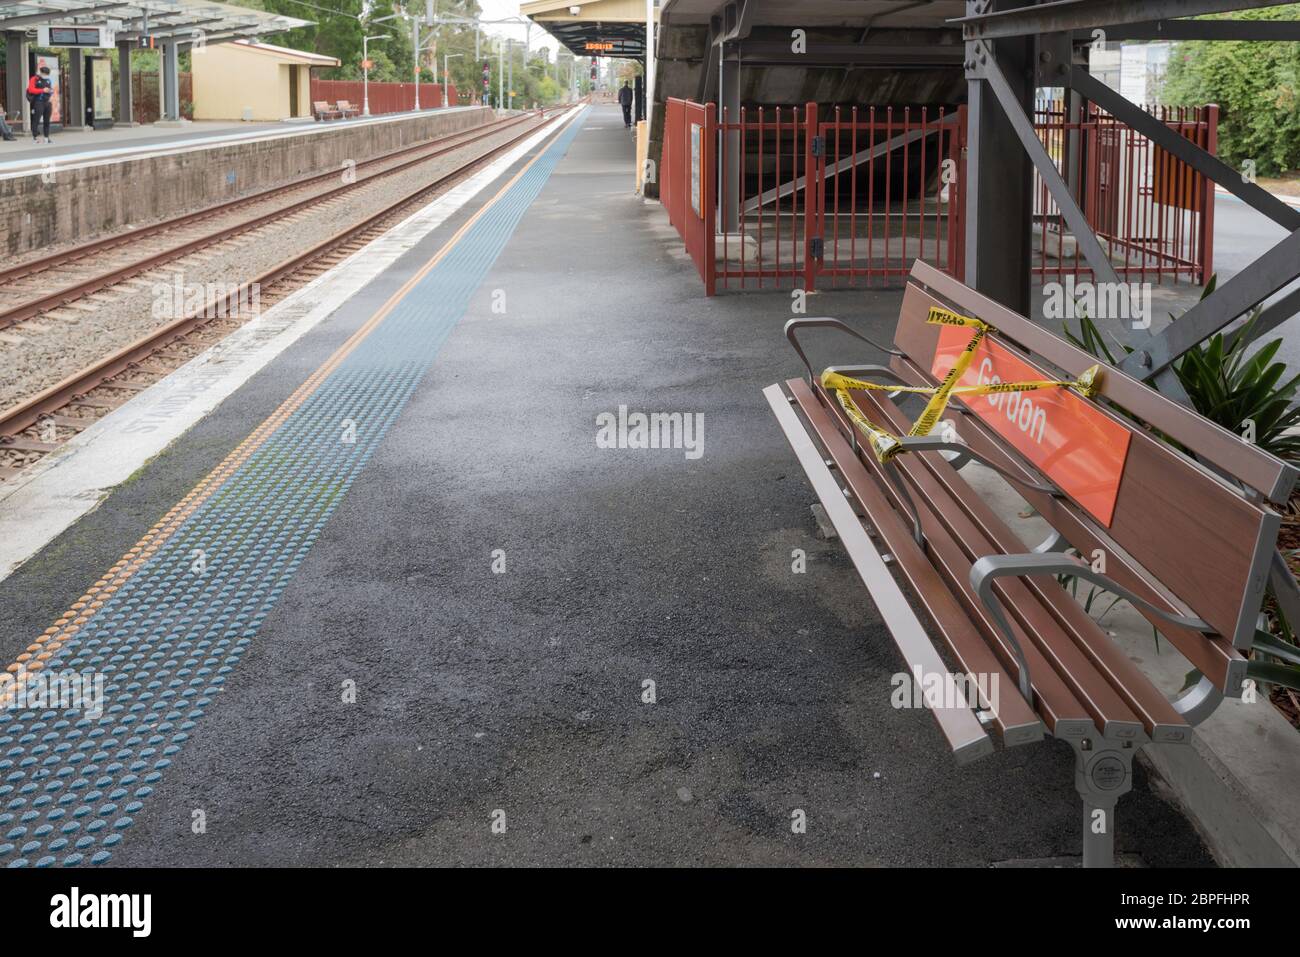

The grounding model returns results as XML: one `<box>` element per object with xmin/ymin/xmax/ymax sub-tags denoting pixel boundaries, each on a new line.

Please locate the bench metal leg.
<box><xmin>1070</xmin><ymin>737</ymin><xmax>1134</xmax><ymax>869</ymax></box>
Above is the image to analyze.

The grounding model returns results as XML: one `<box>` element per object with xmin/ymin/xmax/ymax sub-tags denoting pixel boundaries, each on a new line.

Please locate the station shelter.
<box><xmin>192</xmin><ymin>39</ymin><xmax>339</xmax><ymax>121</ymax></box>
<box><xmin>1</xmin><ymin>1</ymin><xmax>310</xmax><ymax>132</ymax></box>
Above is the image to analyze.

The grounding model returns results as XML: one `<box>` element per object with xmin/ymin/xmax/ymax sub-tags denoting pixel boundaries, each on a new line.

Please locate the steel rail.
<box><xmin>0</xmin><ymin>108</ymin><xmax>571</xmax><ymax>443</ymax></box>
<box><xmin>0</xmin><ymin>113</ymin><xmax>535</xmax><ymax>289</ymax></box>
<box><xmin>0</xmin><ymin>115</ymin><xmax>542</xmax><ymax>331</ymax></box>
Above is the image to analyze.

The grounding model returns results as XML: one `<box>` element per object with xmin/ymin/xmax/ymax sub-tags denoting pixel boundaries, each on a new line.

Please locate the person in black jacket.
<box><xmin>27</xmin><ymin>65</ymin><xmax>54</xmax><ymax>144</ymax></box>
<box><xmin>618</xmin><ymin>80</ymin><xmax>633</xmax><ymax>128</ymax></box>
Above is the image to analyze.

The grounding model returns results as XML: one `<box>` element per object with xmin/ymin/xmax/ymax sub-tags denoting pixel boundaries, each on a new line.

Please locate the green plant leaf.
<box><xmin>1254</xmin><ymin>629</ymin><xmax>1300</xmax><ymax>667</ymax></box>
<box><xmin>1246</xmin><ymin>659</ymin><xmax>1300</xmax><ymax>693</ymax></box>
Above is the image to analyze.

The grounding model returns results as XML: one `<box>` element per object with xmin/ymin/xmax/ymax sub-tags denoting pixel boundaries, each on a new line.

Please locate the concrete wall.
<box><xmin>0</xmin><ymin>107</ymin><xmax>494</xmax><ymax>258</ymax></box>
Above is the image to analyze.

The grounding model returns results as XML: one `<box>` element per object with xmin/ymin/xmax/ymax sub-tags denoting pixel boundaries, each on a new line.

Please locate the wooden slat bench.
<box><xmin>336</xmin><ymin>100</ymin><xmax>361</xmax><ymax>119</ymax></box>
<box><xmin>313</xmin><ymin>101</ymin><xmax>342</xmax><ymax>121</ymax></box>
<box><xmin>765</xmin><ymin>260</ymin><xmax>1299</xmax><ymax>867</ymax></box>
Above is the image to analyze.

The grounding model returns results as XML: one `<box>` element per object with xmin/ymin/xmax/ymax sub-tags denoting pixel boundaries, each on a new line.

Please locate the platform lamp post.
<box><xmin>369</xmin><ymin>11</ymin><xmax>413</xmax><ymax>109</ymax></box>
<box><xmin>362</xmin><ymin>34</ymin><xmax>390</xmax><ymax>116</ymax></box>
<box><xmin>413</xmin><ymin>13</ymin><xmax>422</xmax><ymax>110</ymax></box>
<box><xmin>442</xmin><ymin>52</ymin><xmax>462</xmax><ymax>108</ymax></box>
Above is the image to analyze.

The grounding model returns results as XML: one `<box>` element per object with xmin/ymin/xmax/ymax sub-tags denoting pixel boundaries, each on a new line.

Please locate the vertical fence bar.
<box><xmin>833</xmin><ymin>106</ymin><xmax>842</xmax><ymax>288</ymax></box>
<box><xmin>884</xmin><ymin>106</ymin><xmax>893</xmax><ymax>281</ymax></box>
<box><xmin>758</xmin><ymin>107</ymin><xmax>765</xmax><ymax>291</ymax></box>
<box><xmin>775</xmin><ymin>107</ymin><xmax>782</xmax><ymax>286</ymax></box>
<box><xmin>740</xmin><ymin>105</ymin><xmax>748</xmax><ymax>291</ymax></box>
<box><xmin>803</xmin><ymin>102</ymin><xmax>819</xmax><ymax>292</ymax></box>
<box><xmin>721</xmin><ymin>104</ymin><xmax>729</xmax><ymax>291</ymax></box>
<box><xmin>854</xmin><ymin>107</ymin><xmax>862</xmax><ymax>285</ymax></box>
<box><xmin>906</xmin><ymin>108</ymin><xmax>916</xmax><ymax>281</ymax></box>
<box><xmin>785</xmin><ymin>108</ymin><xmax>795</xmax><ymax>286</ymax></box>
<box><xmin>705</xmin><ymin>101</ymin><xmax>717</xmax><ymax>295</ymax></box>
<box><xmin>1200</xmin><ymin>104</ymin><xmax>1217</xmax><ymax>284</ymax></box>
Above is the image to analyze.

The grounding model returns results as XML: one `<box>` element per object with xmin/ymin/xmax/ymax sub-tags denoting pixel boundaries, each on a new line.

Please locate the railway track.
<box><xmin>0</xmin><ymin>111</ymin><xmax>541</xmax><ymax>332</ymax></box>
<box><xmin>0</xmin><ymin>106</ymin><xmax>570</xmax><ymax>483</ymax></box>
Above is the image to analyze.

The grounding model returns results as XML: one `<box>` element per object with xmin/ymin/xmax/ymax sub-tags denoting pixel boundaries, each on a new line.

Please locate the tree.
<box><xmin>243</xmin><ymin>0</ymin><xmax>365</xmax><ymax>79</ymax></box>
<box><xmin>1162</xmin><ymin>5</ymin><xmax>1300</xmax><ymax>176</ymax></box>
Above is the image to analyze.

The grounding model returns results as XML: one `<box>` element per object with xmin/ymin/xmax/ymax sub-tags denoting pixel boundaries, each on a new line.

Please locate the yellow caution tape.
<box><xmin>822</xmin><ymin>306</ymin><xmax>1103</xmax><ymax>463</ymax></box>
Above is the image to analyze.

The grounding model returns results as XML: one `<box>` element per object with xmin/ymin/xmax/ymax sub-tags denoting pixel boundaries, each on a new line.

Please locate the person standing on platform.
<box><xmin>618</xmin><ymin>80</ymin><xmax>633</xmax><ymax>129</ymax></box>
<box><xmin>27</xmin><ymin>65</ymin><xmax>54</xmax><ymax>144</ymax></box>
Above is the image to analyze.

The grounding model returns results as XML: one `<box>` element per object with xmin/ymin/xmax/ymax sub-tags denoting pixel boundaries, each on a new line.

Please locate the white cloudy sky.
<box><xmin>473</xmin><ymin>1</ymin><xmax>535</xmax><ymax>45</ymax></box>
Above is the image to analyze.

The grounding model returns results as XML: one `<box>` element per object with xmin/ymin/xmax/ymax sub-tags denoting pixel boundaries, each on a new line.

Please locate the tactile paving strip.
<box><xmin>0</xmin><ymin>109</ymin><xmax>587</xmax><ymax>867</ymax></box>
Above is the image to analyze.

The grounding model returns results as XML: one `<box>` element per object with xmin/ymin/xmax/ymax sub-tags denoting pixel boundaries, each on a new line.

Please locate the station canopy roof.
<box><xmin>523</xmin><ymin>0</ymin><xmax>658</xmax><ymax>59</ymax></box>
<box><xmin>0</xmin><ymin>0</ymin><xmax>311</xmax><ymax>46</ymax></box>
<box><xmin>659</xmin><ymin>0</ymin><xmax>965</xmax><ymax>29</ymax></box>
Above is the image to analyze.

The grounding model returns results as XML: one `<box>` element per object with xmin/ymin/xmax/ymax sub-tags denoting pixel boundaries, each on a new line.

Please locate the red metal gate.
<box><xmin>662</xmin><ymin>97</ymin><xmax>717</xmax><ymax>293</ymax></box>
<box><xmin>812</xmin><ymin>106</ymin><xmax>966</xmax><ymax>289</ymax></box>
<box><xmin>658</xmin><ymin>98</ymin><xmax>1217</xmax><ymax>295</ymax></box>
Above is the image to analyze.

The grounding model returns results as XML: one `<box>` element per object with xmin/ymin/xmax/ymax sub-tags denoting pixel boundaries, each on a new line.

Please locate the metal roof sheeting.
<box><xmin>0</xmin><ymin>0</ymin><xmax>311</xmax><ymax>45</ymax></box>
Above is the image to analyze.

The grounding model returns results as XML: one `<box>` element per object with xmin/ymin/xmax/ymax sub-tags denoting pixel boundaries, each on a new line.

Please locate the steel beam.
<box><xmin>981</xmin><ymin>43</ymin><xmax>1119</xmax><ymax>286</ymax></box>
<box><xmin>964</xmin><ymin>2</ymin><xmax>1035</xmax><ymax>316</ymax></box>
<box><xmin>1082</xmin><ymin>19</ymin><xmax>1300</xmax><ymax>41</ymax></box>
<box><xmin>120</xmin><ymin>18</ymin><xmax>236</xmax><ymax>40</ymax></box>
<box><xmin>1069</xmin><ymin>67</ymin><xmax>1300</xmax><ymax>231</ymax></box>
<box><xmin>1120</xmin><ymin>229</ymin><xmax>1300</xmax><ymax>378</ymax></box>
<box><xmin>5</xmin><ymin>32</ymin><xmax>26</xmax><ymax>132</ymax></box>
<box><xmin>697</xmin><ymin>16</ymin><xmax>720</xmax><ymax>102</ymax></box>
<box><xmin>0</xmin><ymin>2</ymin><xmax>135</xmax><ymax>29</ymax></box>
<box><xmin>720</xmin><ymin>45</ymin><xmax>740</xmax><ymax>233</ymax></box>
<box><xmin>729</xmin><ymin>39</ymin><xmax>965</xmax><ymax>66</ymax></box>
<box><xmin>65</xmin><ymin>47</ymin><xmax>86</xmax><ymax>129</ymax></box>
<box><xmin>955</xmin><ymin>0</ymin><xmax>1283</xmax><ymax>39</ymax></box>
<box><xmin>1237</xmin><ymin>283</ymin><xmax>1300</xmax><ymax>344</ymax></box>
<box><xmin>116</xmin><ymin>38</ymin><xmax>133</xmax><ymax>125</ymax></box>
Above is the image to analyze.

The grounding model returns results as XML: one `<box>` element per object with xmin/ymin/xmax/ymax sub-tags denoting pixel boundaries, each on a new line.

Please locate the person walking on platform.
<box><xmin>618</xmin><ymin>80</ymin><xmax>633</xmax><ymax>129</ymax></box>
<box><xmin>27</xmin><ymin>65</ymin><xmax>54</xmax><ymax>144</ymax></box>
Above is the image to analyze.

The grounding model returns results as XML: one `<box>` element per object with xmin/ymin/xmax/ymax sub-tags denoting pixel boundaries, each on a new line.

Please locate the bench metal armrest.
<box><xmin>784</xmin><ymin>317</ymin><xmax>903</xmax><ymax>384</ymax></box>
<box><xmin>895</xmin><ymin>436</ymin><xmax>1059</xmax><ymax>495</ymax></box>
<box><xmin>970</xmin><ymin>553</ymin><xmax>1225</xmax><ymax>725</ymax></box>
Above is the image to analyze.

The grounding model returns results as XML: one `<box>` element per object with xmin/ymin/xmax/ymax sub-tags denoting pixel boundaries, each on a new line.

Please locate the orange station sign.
<box><xmin>931</xmin><ymin>325</ymin><xmax>1132</xmax><ymax>526</ymax></box>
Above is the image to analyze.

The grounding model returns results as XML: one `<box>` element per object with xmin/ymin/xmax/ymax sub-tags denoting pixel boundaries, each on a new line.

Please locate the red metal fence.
<box><xmin>309</xmin><ymin>78</ymin><xmax>459</xmax><ymax>115</ymax></box>
<box><xmin>715</xmin><ymin>103</ymin><xmax>818</xmax><ymax>290</ymax></box>
<box><xmin>813</xmin><ymin>105</ymin><xmax>966</xmax><ymax>289</ymax></box>
<box><xmin>662</xmin><ymin>97</ymin><xmax>716</xmax><ymax>293</ymax></box>
<box><xmin>1032</xmin><ymin>100</ymin><xmax>1215</xmax><ymax>284</ymax></box>
<box><xmin>661</xmin><ymin>98</ymin><xmax>1217</xmax><ymax>295</ymax></box>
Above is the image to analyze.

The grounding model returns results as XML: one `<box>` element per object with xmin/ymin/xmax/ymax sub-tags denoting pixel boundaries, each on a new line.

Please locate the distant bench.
<box><xmin>313</xmin><ymin>101</ymin><xmax>360</xmax><ymax>122</ymax></box>
<box><xmin>765</xmin><ymin>260</ymin><xmax>1299</xmax><ymax>867</ymax></box>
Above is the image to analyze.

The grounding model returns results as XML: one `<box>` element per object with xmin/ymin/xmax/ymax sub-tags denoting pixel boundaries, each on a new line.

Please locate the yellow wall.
<box><xmin>523</xmin><ymin>0</ymin><xmax>658</xmax><ymax>22</ymax></box>
<box><xmin>192</xmin><ymin>45</ymin><xmax>312</xmax><ymax>121</ymax></box>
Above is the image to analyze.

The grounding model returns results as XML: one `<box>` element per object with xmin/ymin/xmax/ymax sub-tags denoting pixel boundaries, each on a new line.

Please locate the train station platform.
<box><xmin>0</xmin><ymin>106</ymin><xmax>497</xmax><ymax>259</ymax></box>
<box><xmin>0</xmin><ymin>103</ymin><xmax>1211</xmax><ymax>867</ymax></box>
<box><xmin>0</xmin><ymin>108</ymin><xmax>481</xmax><ymax>177</ymax></box>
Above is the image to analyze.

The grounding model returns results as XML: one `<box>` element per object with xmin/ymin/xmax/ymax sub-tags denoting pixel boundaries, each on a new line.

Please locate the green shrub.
<box><xmin>1162</xmin><ymin>5</ymin><xmax>1300</xmax><ymax>177</ymax></box>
